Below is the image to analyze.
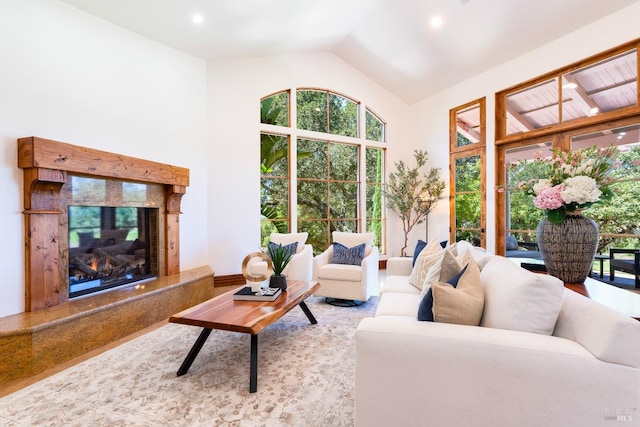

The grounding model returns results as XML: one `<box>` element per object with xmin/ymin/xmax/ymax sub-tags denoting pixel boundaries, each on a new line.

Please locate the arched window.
<box><xmin>260</xmin><ymin>89</ymin><xmax>386</xmax><ymax>253</ymax></box>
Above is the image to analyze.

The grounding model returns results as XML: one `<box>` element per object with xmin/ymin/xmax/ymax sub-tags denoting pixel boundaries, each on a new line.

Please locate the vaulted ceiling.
<box><xmin>59</xmin><ymin>0</ymin><xmax>639</xmax><ymax>104</ymax></box>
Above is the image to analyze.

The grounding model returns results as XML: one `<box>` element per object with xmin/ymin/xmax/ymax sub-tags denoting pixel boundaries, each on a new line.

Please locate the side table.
<box><xmin>589</xmin><ymin>254</ymin><xmax>608</xmax><ymax>279</ymax></box>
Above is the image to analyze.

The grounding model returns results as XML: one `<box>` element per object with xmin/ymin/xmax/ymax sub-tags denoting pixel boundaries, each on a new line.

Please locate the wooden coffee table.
<box><xmin>169</xmin><ymin>280</ymin><xmax>321</xmax><ymax>392</ymax></box>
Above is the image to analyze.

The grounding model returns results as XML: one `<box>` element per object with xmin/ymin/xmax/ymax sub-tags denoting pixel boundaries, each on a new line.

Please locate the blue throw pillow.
<box><xmin>412</xmin><ymin>240</ymin><xmax>427</xmax><ymax>266</ymax></box>
<box><xmin>331</xmin><ymin>242</ymin><xmax>366</xmax><ymax>266</ymax></box>
<box><xmin>267</xmin><ymin>241</ymin><xmax>298</xmax><ymax>258</ymax></box>
<box><xmin>418</xmin><ymin>264</ymin><xmax>468</xmax><ymax>321</ymax></box>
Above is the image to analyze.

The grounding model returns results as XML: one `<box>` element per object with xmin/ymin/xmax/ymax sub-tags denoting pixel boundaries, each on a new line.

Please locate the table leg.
<box><xmin>600</xmin><ymin>259</ymin><xmax>604</xmax><ymax>278</ymax></box>
<box><xmin>299</xmin><ymin>300</ymin><xmax>318</xmax><ymax>324</ymax></box>
<box><xmin>250</xmin><ymin>334</ymin><xmax>258</xmax><ymax>393</ymax></box>
<box><xmin>177</xmin><ymin>328</ymin><xmax>212</xmax><ymax>376</ymax></box>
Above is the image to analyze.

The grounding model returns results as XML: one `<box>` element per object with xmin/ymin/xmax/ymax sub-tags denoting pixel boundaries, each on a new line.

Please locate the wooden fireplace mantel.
<box><xmin>18</xmin><ymin>136</ymin><xmax>190</xmax><ymax>312</ymax></box>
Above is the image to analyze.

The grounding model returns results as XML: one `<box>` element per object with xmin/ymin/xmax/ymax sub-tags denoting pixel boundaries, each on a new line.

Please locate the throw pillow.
<box><xmin>432</xmin><ymin>257</ymin><xmax>484</xmax><ymax>326</ymax></box>
<box><xmin>419</xmin><ymin>245</ymin><xmax>461</xmax><ymax>297</ymax></box>
<box><xmin>456</xmin><ymin>241</ymin><xmax>493</xmax><ymax>270</ymax></box>
<box><xmin>412</xmin><ymin>240</ymin><xmax>427</xmax><ymax>267</ymax></box>
<box><xmin>270</xmin><ymin>232</ymin><xmax>308</xmax><ymax>254</ymax></box>
<box><xmin>408</xmin><ymin>240</ymin><xmax>443</xmax><ymax>289</ymax></box>
<box><xmin>331</xmin><ymin>242</ymin><xmax>366</xmax><ymax>265</ymax></box>
<box><xmin>480</xmin><ymin>256</ymin><xmax>564</xmax><ymax>335</ymax></box>
<box><xmin>332</xmin><ymin>231</ymin><xmax>375</xmax><ymax>257</ymax></box>
<box><xmin>506</xmin><ymin>236</ymin><xmax>519</xmax><ymax>251</ymax></box>
<box><xmin>267</xmin><ymin>241</ymin><xmax>298</xmax><ymax>259</ymax></box>
<box><xmin>418</xmin><ymin>265</ymin><xmax>468</xmax><ymax>321</ymax></box>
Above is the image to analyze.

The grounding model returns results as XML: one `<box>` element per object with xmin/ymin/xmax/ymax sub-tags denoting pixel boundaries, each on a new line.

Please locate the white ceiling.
<box><xmin>58</xmin><ymin>0</ymin><xmax>639</xmax><ymax>104</ymax></box>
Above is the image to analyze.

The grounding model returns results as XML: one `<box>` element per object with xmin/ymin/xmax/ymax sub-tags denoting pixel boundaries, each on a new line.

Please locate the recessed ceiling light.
<box><xmin>588</xmin><ymin>107</ymin><xmax>599</xmax><ymax>116</ymax></box>
<box><xmin>192</xmin><ymin>14</ymin><xmax>204</xmax><ymax>24</ymax></box>
<box><xmin>430</xmin><ymin>16</ymin><xmax>443</xmax><ymax>28</ymax></box>
<box><xmin>563</xmin><ymin>82</ymin><xmax>578</xmax><ymax>89</ymax></box>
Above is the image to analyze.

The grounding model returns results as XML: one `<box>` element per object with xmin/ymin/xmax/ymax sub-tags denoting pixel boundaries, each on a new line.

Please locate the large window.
<box><xmin>449</xmin><ymin>98</ymin><xmax>486</xmax><ymax>246</ymax></box>
<box><xmin>260</xmin><ymin>89</ymin><xmax>386</xmax><ymax>253</ymax></box>
<box><xmin>297</xmin><ymin>140</ymin><xmax>359</xmax><ymax>250</ymax></box>
<box><xmin>496</xmin><ymin>40</ymin><xmax>640</xmax><ymax>265</ymax></box>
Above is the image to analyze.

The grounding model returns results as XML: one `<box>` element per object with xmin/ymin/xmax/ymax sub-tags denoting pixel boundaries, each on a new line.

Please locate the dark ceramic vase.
<box><xmin>269</xmin><ymin>275</ymin><xmax>287</xmax><ymax>291</ymax></box>
<box><xmin>536</xmin><ymin>212</ymin><xmax>599</xmax><ymax>284</ymax></box>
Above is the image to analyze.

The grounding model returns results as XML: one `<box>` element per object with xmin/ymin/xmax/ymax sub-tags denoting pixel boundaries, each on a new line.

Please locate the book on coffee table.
<box><xmin>233</xmin><ymin>286</ymin><xmax>282</xmax><ymax>301</ymax></box>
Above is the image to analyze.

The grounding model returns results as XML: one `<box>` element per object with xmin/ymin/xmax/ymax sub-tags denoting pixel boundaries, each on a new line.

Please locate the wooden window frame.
<box><xmin>449</xmin><ymin>98</ymin><xmax>487</xmax><ymax>247</ymax></box>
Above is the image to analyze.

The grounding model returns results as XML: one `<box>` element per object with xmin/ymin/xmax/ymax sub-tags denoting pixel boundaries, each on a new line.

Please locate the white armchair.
<box><xmin>313</xmin><ymin>231</ymin><xmax>379</xmax><ymax>304</ymax></box>
<box><xmin>248</xmin><ymin>232</ymin><xmax>313</xmax><ymax>283</ymax></box>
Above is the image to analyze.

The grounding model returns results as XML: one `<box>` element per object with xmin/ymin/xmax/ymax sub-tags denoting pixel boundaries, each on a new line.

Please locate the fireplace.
<box><xmin>67</xmin><ymin>205</ymin><xmax>158</xmax><ymax>298</ymax></box>
<box><xmin>18</xmin><ymin>137</ymin><xmax>189</xmax><ymax>311</ymax></box>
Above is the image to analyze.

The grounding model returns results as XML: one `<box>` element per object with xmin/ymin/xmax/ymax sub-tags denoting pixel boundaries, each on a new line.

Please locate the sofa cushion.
<box><xmin>318</xmin><ymin>263</ymin><xmax>362</xmax><ymax>281</ymax></box>
<box><xmin>270</xmin><ymin>232</ymin><xmax>308</xmax><ymax>254</ymax></box>
<box><xmin>408</xmin><ymin>240</ymin><xmax>444</xmax><ymax>289</ymax></box>
<box><xmin>381</xmin><ymin>275</ymin><xmax>421</xmax><ymax>295</ymax></box>
<box><xmin>417</xmin><ymin>265</ymin><xmax>467</xmax><ymax>321</ymax></box>
<box><xmin>432</xmin><ymin>257</ymin><xmax>484</xmax><ymax>326</ymax></box>
<box><xmin>331</xmin><ymin>242</ymin><xmax>366</xmax><ymax>265</ymax></box>
<box><xmin>412</xmin><ymin>240</ymin><xmax>427</xmax><ymax>266</ymax></box>
<box><xmin>480</xmin><ymin>256</ymin><xmax>564</xmax><ymax>335</ymax></box>
<box><xmin>376</xmin><ymin>292</ymin><xmax>422</xmax><ymax>317</ymax></box>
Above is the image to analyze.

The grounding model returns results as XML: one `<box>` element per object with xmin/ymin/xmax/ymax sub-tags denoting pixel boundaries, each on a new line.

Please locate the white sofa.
<box><xmin>356</xmin><ymin>244</ymin><xmax>640</xmax><ymax>427</ymax></box>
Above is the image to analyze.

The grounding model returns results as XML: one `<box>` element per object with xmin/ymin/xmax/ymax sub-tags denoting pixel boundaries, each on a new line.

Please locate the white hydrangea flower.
<box><xmin>532</xmin><ymin>179</ymin><xmax>553</xmax><ymax>195</ymax></box>
<box><xmin>560</xmin><ymin>176</ymin><xmax>601</xmax><ymax>205</ymax></box>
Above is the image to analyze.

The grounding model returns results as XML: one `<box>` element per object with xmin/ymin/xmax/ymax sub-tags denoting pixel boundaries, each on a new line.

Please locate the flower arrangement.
<box><xmin>503</xmin><ymin>146</ymin><xmax>619</xmax><ymax>224</ymax></box>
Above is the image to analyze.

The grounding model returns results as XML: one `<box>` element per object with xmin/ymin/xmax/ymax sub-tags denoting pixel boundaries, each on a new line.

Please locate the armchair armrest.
<box><xmin>283</xmin><ymin>244</ymin><xmax>313</xmax><ymax>281</ymax></box>
<box><xmin>609</xmin><ymin>249</ymin><xmax>640</xmax><ymax>287</ymax></box>
<box><xmin>312</xmin><ymin>246</ymin><xmax>333</xmax><ymax>281</ymax></box>
<box><xmin>609</xmin><ymin>248</ymin><xmax>640</xmax><ymax>258</ymax></box>
<box><xmin>361</xmin><ymin>246</ymin><xmax>380</xmax><ymax>297</ymax></box>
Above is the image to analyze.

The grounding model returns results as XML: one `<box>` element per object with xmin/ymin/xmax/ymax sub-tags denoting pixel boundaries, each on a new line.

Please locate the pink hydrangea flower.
<box><xmin>534</xmin><ymin>185</ymin><xmax>565</xmax><ymax>210</ymax></box>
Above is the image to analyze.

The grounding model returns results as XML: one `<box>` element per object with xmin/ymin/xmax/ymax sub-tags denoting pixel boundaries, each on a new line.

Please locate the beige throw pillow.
<box><xmin>432</xmin><ymin>257</ymin><xmax>484</xmax><ymax>326</ymax></box>
<box><xmin>408</xmin><ymin>240</ymin><xmax>443</xmax><ymax>289</ymax></box>
<box><xmin>420</xmin><ymin>244</ymin><xmax>461</xmax><ymax>297</ymax></box>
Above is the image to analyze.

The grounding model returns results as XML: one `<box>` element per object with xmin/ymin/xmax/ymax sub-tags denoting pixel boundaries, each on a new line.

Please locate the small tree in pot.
<box><xmin>385</xmin><ymin>149</ymin><xmax>445</xmax><ymax>257</ymax></box>
<box><xmin>267</xmin><ymin>243</ymin><xmax>295</xmax><ymax>290</ymax></box>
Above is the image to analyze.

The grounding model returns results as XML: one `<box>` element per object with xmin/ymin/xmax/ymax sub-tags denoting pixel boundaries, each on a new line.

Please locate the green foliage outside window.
<box><xmin>297</xmin><ymin>139</ymin><xmax>359</xmax><ymax>253</ymax></box>
<box><xmin>260</xmin><ymin>92</ymin><xmax>289</xmax><ymax>127</ymax></box>
<box><xmin>366</xmin><ymin>110</ymin><xmax>384</xmax><ymax>142</ymax></box>
<box><xmin>507</xmin><ymin>146</ymin><xmax>640</xmax><ymax>252</ymax></box>
<box><xmin>366</xmin><ymin>148</ymin><xmax>384</xmax><ymax>247</ymax></box>
<box><xmin>454</xmin><ymin>156</ymin><xmax>482</xmax><ymax>241</ymax></box>
<box><xmin>297</xmin><ymin>90</ymin><xmax>358</xmax><ymax>137</ymax></box>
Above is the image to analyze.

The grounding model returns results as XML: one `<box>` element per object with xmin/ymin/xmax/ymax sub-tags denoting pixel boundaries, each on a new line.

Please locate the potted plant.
<box><xmin>266</xmin><ymin>242</ymin><xmax>295</xmax><ymax>290</ymax></box>
<box><xmin>385</xmin><ymin>150</ymin><xmax>445</xmax><ymax>256</ymax></box>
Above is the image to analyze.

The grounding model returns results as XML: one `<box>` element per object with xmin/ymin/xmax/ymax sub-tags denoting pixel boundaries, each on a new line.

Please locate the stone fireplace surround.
<box><xmin>0</xmin><ymin>137</ymin><xmax>215</xmax><ymax>386</ymax></box>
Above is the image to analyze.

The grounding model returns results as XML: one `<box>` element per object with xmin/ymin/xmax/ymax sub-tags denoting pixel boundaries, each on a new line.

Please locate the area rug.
<box><xmin>0</xmin><ymin>296</ymin><xmax>377</xmax><ymax>427</ymax></box>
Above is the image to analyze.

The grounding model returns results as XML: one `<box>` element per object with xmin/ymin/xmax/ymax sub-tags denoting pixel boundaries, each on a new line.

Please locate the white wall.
<box><xmin>0</xmin><ymin>0</ymin><xmax>209</xmax><ymax>317</ymax></box>
<box><xmin>411</xmin><ymin>2</ymin><xmax>640</xmax><ymax>254</ymax></box>
<box><xmin>1</xmin><ymin>0</ymin><xmax>637</xmax><ymax>317</ymax></box>
<box><xmin>206</xmin><ymin>52</ymin><xmax>413</xmax><ymax>274</ymax></box>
